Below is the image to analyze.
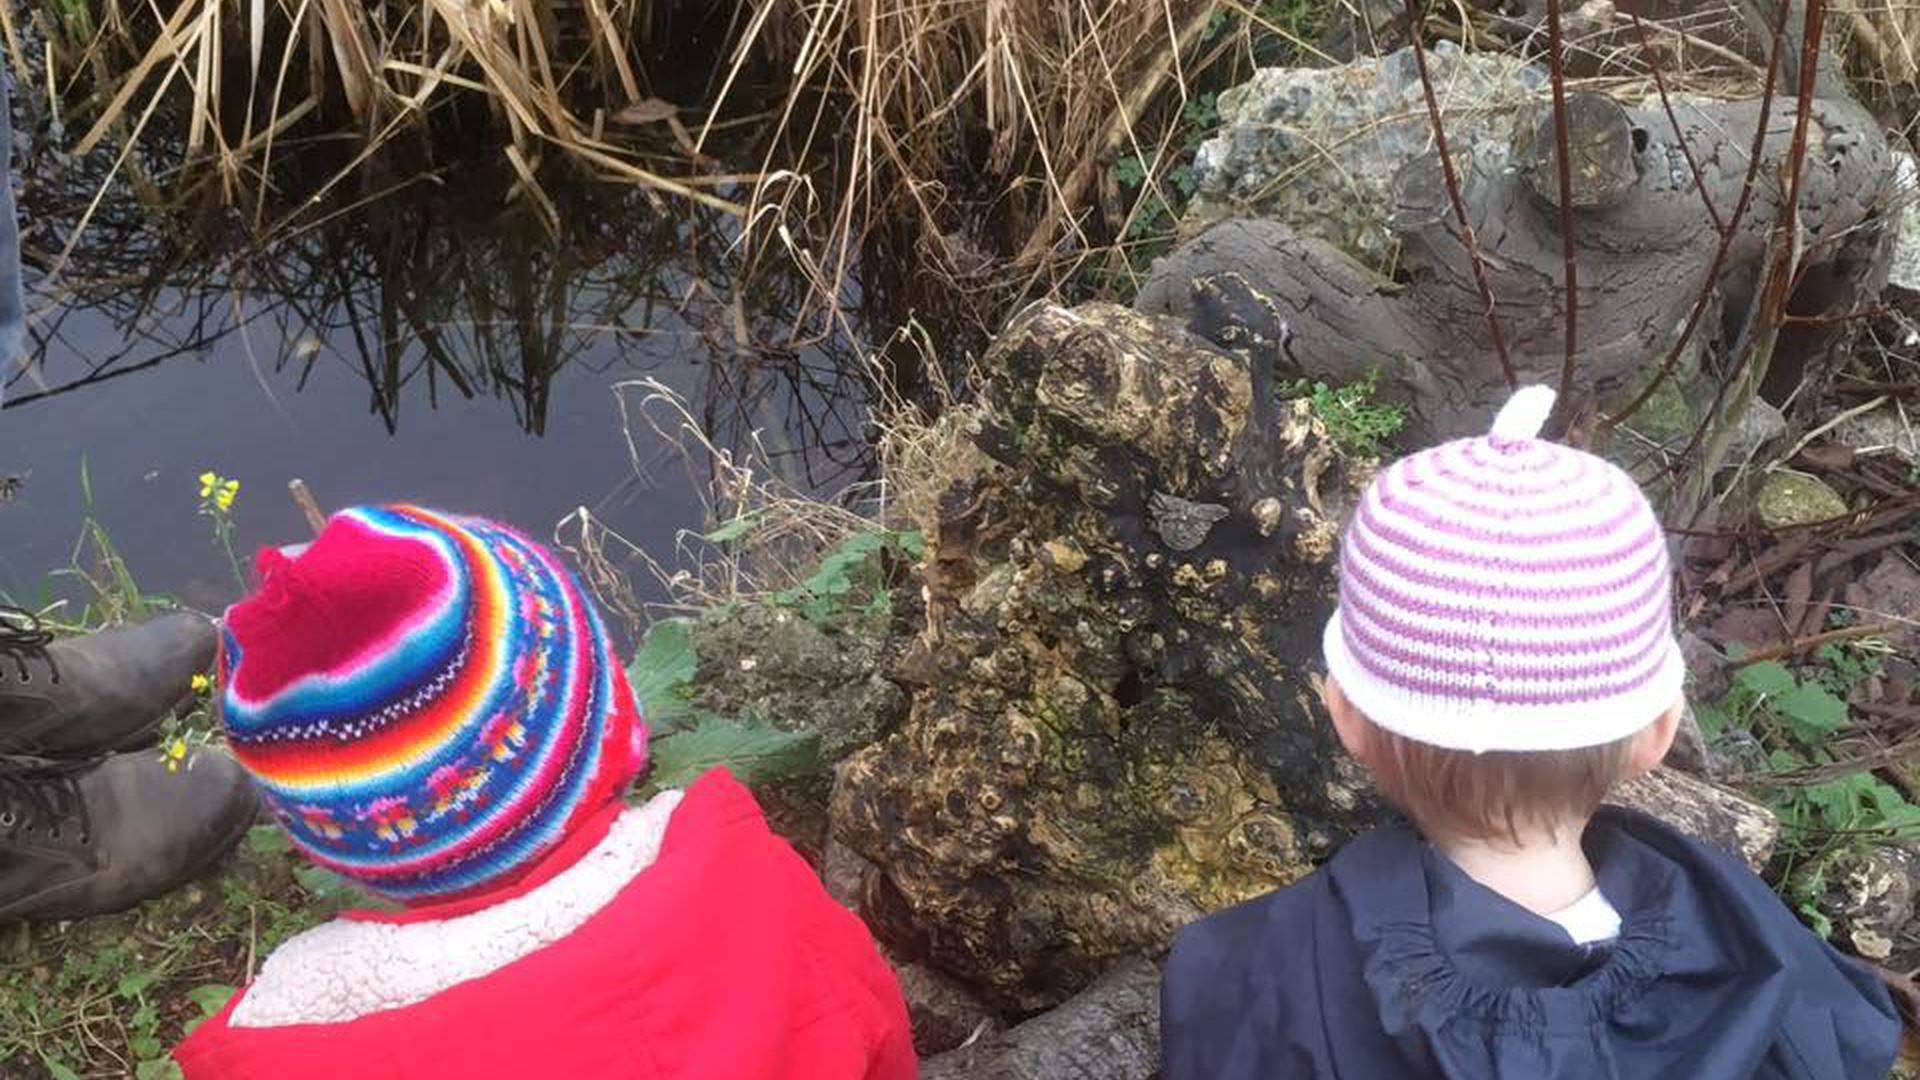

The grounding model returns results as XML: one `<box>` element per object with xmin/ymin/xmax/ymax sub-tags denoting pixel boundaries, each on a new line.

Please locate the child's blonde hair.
<box><xmin>1358</xmin><ymin>714</ymin><xmax>1640</xmax><ymax>846</ymax></box>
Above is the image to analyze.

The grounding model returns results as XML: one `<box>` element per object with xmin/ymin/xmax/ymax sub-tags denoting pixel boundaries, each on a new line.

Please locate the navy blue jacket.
<box><xmin>1162</xmin><ymin>807</ymin><xmax>1901</xmax><ymax>1079</ymax></box>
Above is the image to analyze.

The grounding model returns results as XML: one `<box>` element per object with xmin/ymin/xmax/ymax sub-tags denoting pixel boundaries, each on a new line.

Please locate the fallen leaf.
<box><xmin>611</xmin><ymin>98</ymin><xmax>680</xmax><ymax>125</ymax></box>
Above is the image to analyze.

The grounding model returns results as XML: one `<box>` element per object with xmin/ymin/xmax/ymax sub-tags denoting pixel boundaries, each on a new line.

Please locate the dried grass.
<box><xmin>21</xmin><ymin>0</ymin><xmax>1223</xmax><ymax>324</ymax></box>
<box><xmin>556</xmin><ymin>375</ymin><xmax>887</xmax><ymax>631</ymax></box>
<box><xmin>1829</xmin><ymin>0</ymin><xmax>1920</xmax><ymax>118</ymax></box>
<box><xmin>552</xmin><ymin>313</ymin><xmax>985</xmax><ymax>631</ymax></box>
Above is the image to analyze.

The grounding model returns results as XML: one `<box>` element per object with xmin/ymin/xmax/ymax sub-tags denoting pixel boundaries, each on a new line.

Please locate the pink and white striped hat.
<box><xmin>1322</xmin><ymin>386</ymin><xmax>1684</xmax><ymax>753</ymax></box>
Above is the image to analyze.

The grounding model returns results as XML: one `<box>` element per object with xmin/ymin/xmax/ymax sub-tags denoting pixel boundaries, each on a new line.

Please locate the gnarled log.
<box><xmin>1138</xmin><ymin>48</ymin><xmax>1897</xmax><ymax>445</ymax></box>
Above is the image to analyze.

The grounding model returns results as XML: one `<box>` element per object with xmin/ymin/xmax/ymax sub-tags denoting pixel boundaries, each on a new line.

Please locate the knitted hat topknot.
<box><xmin>220</xmin><ymin>505</ymin><xmax>647</xmax><ymax>905</ymax></box>
<box><xmin>1323</xmin><ymin>386</ymin><xmax>1684</xmax><ymax>753</ymax></box>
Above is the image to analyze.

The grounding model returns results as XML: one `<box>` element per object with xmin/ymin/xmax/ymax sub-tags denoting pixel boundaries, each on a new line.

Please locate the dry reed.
<box><xmin>16</xmin><ymin>0</ymin><xmax>1229</xmax><ymax>322</ymax></box>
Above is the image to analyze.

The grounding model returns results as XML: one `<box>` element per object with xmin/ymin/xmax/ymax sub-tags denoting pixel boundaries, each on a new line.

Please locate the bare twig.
<box><xmin>1729</xmin><ymin>620</ymin><xmax>1899</xmax><ymax>667</ymax></box>
<box><xmin>288</xmin><ymin>479</ymin><xmax>328</xmax><ymax>536</ymax></box>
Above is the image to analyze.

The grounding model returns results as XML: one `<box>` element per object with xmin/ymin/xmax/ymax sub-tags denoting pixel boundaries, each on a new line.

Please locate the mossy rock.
<box><xmin>1755</xmin><ymin>472</ymin><xmax>1849</xmax><ymax>528</ymax></box>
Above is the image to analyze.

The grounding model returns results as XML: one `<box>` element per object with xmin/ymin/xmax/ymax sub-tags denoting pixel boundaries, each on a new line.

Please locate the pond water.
<box><xmin>0</xmin><ymin>136</ymin><xmax>886</xmax><ymax>622</ymax></box>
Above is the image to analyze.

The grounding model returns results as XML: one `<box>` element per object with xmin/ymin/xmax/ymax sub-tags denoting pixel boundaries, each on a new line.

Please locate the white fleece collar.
<box><xmin>230</xmin><ymin>789</ymin><xmax>684</xmax><ymax>1028</ymax></box>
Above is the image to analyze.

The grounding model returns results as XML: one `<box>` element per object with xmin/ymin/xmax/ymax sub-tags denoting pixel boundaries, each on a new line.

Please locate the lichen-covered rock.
<box><xmin>1891</xmin><ymin>149</ymin><xmax>1920</xmax><ymax>295</ymax></box>
<box><xmin>1609</xmin><ymin>767</ymin><xmax>1778</xmax><ymax>872</ymax></box>
<box><xmin>918</xmin><ymin>957</ymin><xmax>1161</xmax><ymax>1080</ymax></box>
<box><xmin>1756</xmin><ymin>471</ymin><xmax>1850</xmax><ymax>528</ymax></box>
<box><xmin>1185</xmin><ymin>44</ymin><xmax>1543</xmax><ymax>265</ymax></box>
<box><xmin>831</xmin><ymin>302</ymin><xmax>1382</xmax><ymax>1013</ymax></box>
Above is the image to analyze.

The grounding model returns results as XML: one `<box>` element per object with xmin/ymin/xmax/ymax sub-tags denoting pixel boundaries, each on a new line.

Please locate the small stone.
<box><xmin>1723</xmin><ymin>398</ymin><xmax>1786</xmax><ymax>463</ymax></box>
<box><xmin>1851</xmin><ymin>926</ymin><xmax>1895</xmax><ymax>961</ymax></box>
<box><xmin>1251</xmin><ymin>496</ymin><xmax>1285</xmax><ymax>537</ymax></box>
<box><xmin>1679</xmin><ymin>630</ymin><xmax>1731</xmax><ymax>704</ymax></box>
<box><xmin>1835</xmin><ymin>406</ymin><xmax>1920</xmax><ymax>461</ymax></box>
<box><xmin>1662</xmin><ymin>700</ymin><xmax>1717</xmax><ymax>778</ymax></box>
<box><xmin>1846</xmin><ymin>554</ymin><xmax>1920</xmax><ymax>652</ymax></box>
<box><xmin>1755</xmin><ymin>472</ymin><xmax>1848</xmax><ymax>529</ymax></box>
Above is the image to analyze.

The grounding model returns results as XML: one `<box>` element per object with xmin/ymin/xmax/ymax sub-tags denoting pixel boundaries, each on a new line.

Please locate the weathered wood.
<box><xmin>919</xmin><ymin>958</ymin><xmax>1161</xmax><ymax>1080</ymax></box>
<box><xmin>1137</xmin><ymin>54</ymin><xmax>1896</xmax><ymax>445</ymax></box>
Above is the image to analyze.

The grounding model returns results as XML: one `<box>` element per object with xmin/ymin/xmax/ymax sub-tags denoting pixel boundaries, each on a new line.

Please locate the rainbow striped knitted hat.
<box><xmin>1323</xmin><ymin>387</ymin><xmax>1684</xmax><ymax>753</ymax></box>
<box><xmin>220</xmin><ymin>505</ymin><xmax>647</xmax><ymax>905</ymax></box>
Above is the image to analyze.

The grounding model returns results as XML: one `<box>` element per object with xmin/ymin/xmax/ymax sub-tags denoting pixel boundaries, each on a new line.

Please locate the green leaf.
<box><xmin>294</xmin><ymin>863</ymin><xmax>364</xmax><ymax>903</ymax></box>
<box><xmin>1803</xmin><ymin>777</ymin><xmax>1867</xmax><ymax>831</ymax></box>
<box><xmin>701</xmin><ymin>514</ymin><xmax>760</xmax><ymax>544</ymax></box>
<box><xmin>897</xmin><ymin>530</ymin><xmax>926</xmax><ymax>560</ymax></box>
<box><xmin>117</xmin><ymin>969</ymin><xmax>158</xmax><ymax>1000</ymax></box>
<box><xmin>135</xmin><ymin>1059</ymin><xmax>183</xmax><ymax>1080</ymax></box>
<box><xmin>626</xmin><ymin>619</ymin><xmax>699</xmax><ymax>733</ymax></box>
<box><xmin>189</xmin><ymin>983</ymin><xmax>237</xmax><ymax>1018</ymax></box>
<box><xmin>1735</xmin><ymin>661</ymin><xmax>1796</xmax><ymax>698</ymax></box>
<box><xmin>246</xmin><ymin>824</ymin><xmax>290</xmax><ymax>856</ymax></box>
<box><xmin>1797</xmin><ymin>899</ymin><xmax>1834</xmax><ymax>939</ymax></box>
<box><xmin>1112</xmin><ymin>154</ymin><xmax>1148</xmax><ymax>190</ymax></box>
<box><xmin>1694</xmin><ymin>701</ymin><xmax>1728</xmax><ymax>742</ymax></box>
<box><xmin>43</xmin><ymin>1058</ymin><xmax>81</xmax><ymax>1080</ymax></box>
<box><xmin>1773</xmin><ymin>683</ymin><xmax>1848</xmax><ymax>738</ymax></box>
<box><xmin>648</xmin><ymin>719</ymin><xmax>819</xmax><ymax>790</ymax></box>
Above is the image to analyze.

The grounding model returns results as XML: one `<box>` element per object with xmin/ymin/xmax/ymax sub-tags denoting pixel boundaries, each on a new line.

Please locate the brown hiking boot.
<box><xmin>0</xmin><ymin>751</ymin><xmax>258</xmax><ymax>920</ymax></box>
<box><xmin>0</xmin><ymin>606</ymin><xmax>217</xmax><ymax>757</ymax></box>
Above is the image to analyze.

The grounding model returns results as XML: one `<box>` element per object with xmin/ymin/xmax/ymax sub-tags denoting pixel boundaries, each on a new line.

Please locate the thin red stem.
<box><xmin>1544</xmin><ymin>0</ymin><xmax>1580</xmax><ymax>412</ymax></box>
<box><xmin>1400</xmin><ymin>0</ymin><xmax>1518</xmax><ymax>388</ymax></box>
<box><xmin>1648</xmin><ymin>0</ymin><xmax>1826</xmax><ymax>484</ymax></box>
<box><xmin>1602</xmin><ymin>0</ymin><xmax>1791</xmax><ymax>436</ymax></box>
<box><xmin>1629</xmin><ymin>13</ymin><xmax>1724</xmax><ymax>233</ymax></box>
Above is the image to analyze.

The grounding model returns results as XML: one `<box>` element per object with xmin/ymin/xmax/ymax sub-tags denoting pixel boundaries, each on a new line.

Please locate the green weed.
<box><xmin>1106</xmin><ymin>91</ymin><xmax>1223</xmax><ymax>280</ymax></box>
<box><xmin>0</xmin><ymin>824</ymin><xmax>340</xmax><ymax>1077</ymax></box>
<box><xmin>767</xmin><ymin>529</ymin><xmax>923</xmax><ymax>624</ymax></box>
<box><xmin>1281</xmin><ymin>372</ymin><xmax>1407</xmax><ymax>456</ymax></box>
<box><xmin>627</xmin><ymin>616</ymin><xmax>818</xmax><ymax>795</ymax></box>
<box><xmin>624</xmin><ymin>529</ymin><xmax>921</xmax><ymax>795</ymax></box>
<box><xmin>1697</xmin><ymin>643</ymin><xmax>1920</xmax><ymax>937</ymax></box>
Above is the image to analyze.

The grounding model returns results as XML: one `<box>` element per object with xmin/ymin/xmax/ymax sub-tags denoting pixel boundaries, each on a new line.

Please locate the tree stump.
<box><xmin>831</xmin><ymin>302</ymin><xmax>1383</xmax><ymax>1013</ymax></box>
<box><xmin>825</xmin><ymin>301</ymin><xmax>1783</xmax><ymax>1015</ymax></box>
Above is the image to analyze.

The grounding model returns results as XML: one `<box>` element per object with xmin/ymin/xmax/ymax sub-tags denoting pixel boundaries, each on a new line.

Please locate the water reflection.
<box><xmin>0</xmin><ymin>107</ymin><xmax>885</xmax><ymax>615</ymax></box>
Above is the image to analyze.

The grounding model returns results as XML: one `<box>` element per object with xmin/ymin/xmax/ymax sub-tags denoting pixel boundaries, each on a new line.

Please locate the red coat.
<box><xmin>177</xmin><ymin>769</ymin><xmax>917</xmax><ymax>1079</ymax></box>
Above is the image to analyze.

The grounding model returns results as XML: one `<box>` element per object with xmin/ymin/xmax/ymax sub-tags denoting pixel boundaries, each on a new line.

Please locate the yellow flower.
<box><xmin>166</xmin><ymin>738</ymin><xmax>188</xmax><ymax>773</ymax></box>
<box><xmin>191</xmin><ymin>673</ymin><xmax>212</xmax><ymax>694</ymax></box>
<box><xmin>198</xmin><ymin>471</ymin><xmax>218</xmax><ymax>498</ymax></box>
<box><xmin>214</xmin><ymin>481</ymin><xmax>238</xmax><ymax>512</ymax></box>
